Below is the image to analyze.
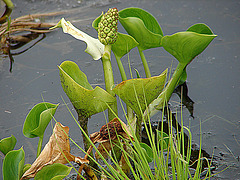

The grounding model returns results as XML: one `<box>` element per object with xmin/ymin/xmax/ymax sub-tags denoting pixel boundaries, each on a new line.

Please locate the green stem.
<box><xmin>115</xmin><ymin>55</ymin><xmax>127</xmax><ymax>81</ymax></box>
<box><xmin>101</xmin><ymin>45</ymin><xmax>118</xmax><ymax>120</ymax></box>
<box><xmin>138</xmin><ymin>47</ymin><xmax>151</xmax><ymax>78</ymax></box>
<box><xmin>145</xmin><ymin>63</ymin><xmax>186</xmax><ymax>119</ymax></box>
<box><xmin>115</xmin><ymin>55</ymin><xmax>134</xmax><ymax>122</ymax></box>
<box><xmin>3</xmin><ymin>0</ymin><xmax>14</xmax><ymax>9</ymax></box>
<box><xmin>36</xmin><ymin>136</ymin><xmax>43</xmax><ymax>157</ymax></box>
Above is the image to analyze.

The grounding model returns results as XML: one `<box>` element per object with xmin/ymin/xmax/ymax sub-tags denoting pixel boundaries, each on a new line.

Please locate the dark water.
<box><xmin>0</xmin><ymin>0</ymin><xmax>239</xmax><ymax>179</ymax></box>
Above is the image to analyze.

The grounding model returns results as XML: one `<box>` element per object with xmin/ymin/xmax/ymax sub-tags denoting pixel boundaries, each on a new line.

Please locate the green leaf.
<box><xmin>92</xmin><ymin>12</ymin><xmax>103</xmax><ymax>30</ymax></box>
<box><xmin>34</xmin><ymin>163</ymin><xmax>72</xmax><ymax>180</ymax></box>
<box><xmin>23</xmin><ymin>102</ymin><xmax>59</xmax><ymax>138</ymax></box>
<box><xmin>113</xmin><ymin>69</ymin><xmax>167</xmax><ymax>117</ymax></box>
<box><xmin>59</xmin><ymin>60</ymin><xmax>116</xmax><ymax>118</ymax></box>
<box><xmin>139</xmin><ymin>143</ymin><xmax>153</xmax><ymax>163</ymax></box>
<box><xmin>112</xmin><ymin>32</ymin><xmax>139</xmax><ymax>59</ymax></box>
<box><xmin>187</xmin><ymin>23</ymin><xmax>214</xmax><ymax>35</ymax></box>
<box><xmin>54</xmin><ymin>18</ymin><xmax>104</xmax><ymax>60</ymax></box>
<box><xmin>119</xmin><ymin>7</ymin><xmax>163</xmax><ymax>50</ymax></box>
<box><xmin>0</xmin><ymin>135</ymin><xmax>17</xmax><ymax>155</ymax></box>
<box><xmin>162</xmin><ymin>28</ymin><xmax>217</xmax><ymax>66</ymax></box>
<box><xmin>3</xmin><ymin>147</ymin><xmax>25</xmax><ymax>180</ymax></box>
<box><xmin>156</xmin><ymin>130</ymin><xmax>169</xmax><ymax>150</ymax></box>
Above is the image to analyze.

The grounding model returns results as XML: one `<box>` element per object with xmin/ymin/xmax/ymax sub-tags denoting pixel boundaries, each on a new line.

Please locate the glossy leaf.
<box><xmin>52</xmin><ymin>18</ymin><xmax>104</xmax><ymax>60</ymax></box>
<box><xmin>139</xmin><ymin>143</ymin><xmax>153</xmax><ymax>163</ymax></box>
<box><xmin>0</xmin><ymin>135</ymin><xmax>17</xmax><ymax>155</ymax></box>
<box><xmin>162</xmin><ymin>26</ymin><xmax>217</xmax><ymax>65</ymax></box>
<box><xmin>34</xmin><ymin>163</ymin><xmax>72</xmax><ymax>180</ymax></box>
<box><xmin>113</xmin><ymin>69</ymin><xmax>167</xmax><ymax>117</ymax></box>
<box><xmin>3</xmin><ymin>147</ymin><xmax>25</xmax><ymax>180</ymax></box>
<box><xmin>119</xmin><ymin>7</ymin><xmax>163</xmax><ymax>50</ymax></box>
<box><xmin>112</xmin><ymin>32</ymin><xmax>139</xmax><ymax>59</ymax></box>
<box><xmin>59</xmin><ymin>60</ymin><xmax>116</xmax><ymax>118</ymax></box>
<box><xmin>187</xmin><ymin>23</ymin><xmax>214</xmax><ymax>35</ymax></box>
<box><xmin>23</xmin><ymin>102</ymin><xmax>58</xmax><ymax>138</ymax></box>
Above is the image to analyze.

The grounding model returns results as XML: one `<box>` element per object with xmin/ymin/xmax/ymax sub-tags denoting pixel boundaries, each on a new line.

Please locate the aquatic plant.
<box><xmin>1</xmin><ymin>7</ymin><xmax>217</xmax><ymax>180</ymax></box>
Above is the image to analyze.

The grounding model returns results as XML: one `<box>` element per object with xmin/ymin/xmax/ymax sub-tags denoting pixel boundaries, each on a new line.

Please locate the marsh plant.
<box><xmin>1</xmin><ymin>7</ymin><xmax>217</xmax><ymax>180</ymax></box>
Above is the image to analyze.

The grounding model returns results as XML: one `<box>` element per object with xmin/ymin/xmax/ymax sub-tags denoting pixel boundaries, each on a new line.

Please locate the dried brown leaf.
<box><xmin>21</xmin><ymin>122</ymin><xmax>75</xmax><ymax>179</ymax></box>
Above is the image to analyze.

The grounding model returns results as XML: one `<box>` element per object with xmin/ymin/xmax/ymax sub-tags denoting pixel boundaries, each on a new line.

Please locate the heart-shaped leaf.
<box><xmin>34</xmin><ymin>163</ymin><xmax>72</xmax><ymax>180</ymax></box>
<box><xmin>119</xmin><ymin>7</ymin><xmax>163</xmax><ymax>50</ymax></box>
<box><xmin>139</xmin><ymin>143</ymin><xmax>153</xmax><ymax>163</ymax></box>
<box><xmin>59</xmin><ymin>60</ymin><xmax>116</xmax><ymax>118</ymax></box>
<box><xmin>2</xmin><ymin>147</ymin><xmax>25</xmax><ymax>180</ymax></box>
<box><xmin>113</xmin><ymin>69</ymin><xmax>167</xmax><ymax>117</ymax></box>
<box><xmin>23</xmin><ymin>102</ymin><xmax>59</xmax><ymax>138</ymax></box>
<box><xmin>0</xmin><ymin>135</ymin><xmax>17</xmax><ymax>155</ymax></box>
<box><xmin>162</xmin><ymin>24</ymin><xmax>217</xmax><ymax>65</ymax></box>
<box><xmin>52</xmin><ymin>18</ymin><xmax>104</xmax><ymax>60</ymax></box>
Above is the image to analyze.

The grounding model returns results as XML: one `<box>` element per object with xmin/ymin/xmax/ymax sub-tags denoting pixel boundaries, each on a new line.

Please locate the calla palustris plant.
<box><xmin>146</xmin><ymin>23</ymin><xmax>217</xmax><ymax>118</ymax></box>
<box><xmin>23</xmin><ymin>102</ymin><xmax>59</xmax><ymax>157</ymax></box>
<box><xmin>0</xmin><ymin>135</ymin><xmax>17</xmax><ymax>155</ymax></box>
<box><xmin>59</xmin><ymin>60</ymin><xmax>116</xmax><ymax>151</ymax></box>
<box><xmin>113</xmin><ymin>69</ymin><xmax>167</xmax><ymax>140</ymax></box>
<box><xmin>119</xmin><ymin>7</ymin><xmax>163</xmax><ymax>77</ymax></box>
<box><xmin>2</xmin><ymin>147</ymin><xmax>25</xmax><ymax>180</ymax></box>
<box><xmin>59</xmin><ymin>60</ymin><xmax>116</xmax><ymax>118</ymax></box>
<box><xmin>119</xmin><ymin>7</ymin><xmax>163</xmax><ymax>51</ymax></box>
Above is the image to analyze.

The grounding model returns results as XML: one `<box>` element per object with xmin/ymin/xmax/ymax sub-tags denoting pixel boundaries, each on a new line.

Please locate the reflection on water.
<box><xmin>0</xmin><ymin>0</ymin><xmax>239</xmax><ymax>179</ymax></box>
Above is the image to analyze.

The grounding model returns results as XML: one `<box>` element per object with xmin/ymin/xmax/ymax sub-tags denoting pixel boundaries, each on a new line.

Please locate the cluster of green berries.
<box><xmin>98</xmin><ymin>8</ymin><xmax>119</xmax><ymax>45</ymax></box>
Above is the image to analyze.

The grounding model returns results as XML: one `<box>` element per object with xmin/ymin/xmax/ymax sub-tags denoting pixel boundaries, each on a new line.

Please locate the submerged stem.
<box><xmin>138</xmin><ymin>47</ymin><xmax>151</xmax><ymax>78</ymax></box>
<box><xmin>102</xmin><ymin>44</ymin><xmax>118</xmax><ymax>120</ymax></box>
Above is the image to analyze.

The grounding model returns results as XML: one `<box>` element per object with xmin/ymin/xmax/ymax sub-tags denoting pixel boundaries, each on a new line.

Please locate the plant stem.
<box><xmin>102</xmin><ymin>44</ymin><xmax>118</xmax><ymax>120</ymax></box>
<box><xmin>145</xmin><ymin>63</ymin><xmax>186</xmax><ymax>119</ymax></box>
<box><xmin>115</xmin><ymin>55</ymin><xmax>134</xmax><ymax>122</ymax></box>
<box><xmin>115</xmin><ymin>55</ymin><xmax>127</xmax><ymax>81</ymax></box>
<box><xmin>78</xmin><ymin>115</ymin><xmax>90</xmax><ymax>151</ymax></box>
<box><xmin>138</xmin><ymin>47</ymin><xmax>151</xmax><ymax>78</ymax></box>
<box><xmin>36</xmin><ymin>136</ymin><xmax>43</xmax><ymax>157</ymax></box>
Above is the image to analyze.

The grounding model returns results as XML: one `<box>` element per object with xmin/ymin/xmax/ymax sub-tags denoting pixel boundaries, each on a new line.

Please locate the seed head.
<box><xmin>98</xmin><ymin>8</ymin><xmax>118</xmax><ymax>45</ymax></box>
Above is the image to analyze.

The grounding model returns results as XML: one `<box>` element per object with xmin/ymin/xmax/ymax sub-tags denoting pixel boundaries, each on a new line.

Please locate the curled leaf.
<box><xmin>162</xmin><ymin>24</ymin><xmax>217</xmax><ymax>65</ymax></box>
<box><xmin>59</xmin><ymin>60</ymin><xmax>116</xmax><ymax>118</ymax></box>
<box><xmin>90</xmin><ymin>118</ymin><xmax>134</xmax><ymax>160</ymax></box>
<box><xmin>54</xmin><ymin>18</ymin><xmax>104</xmax><ymax>60</ymax></box>
<box><xmin>3</xmin><ymin>147</ymin><xmax>25</xmax><ymax>180</ymax></box>
<box><xmin>23</xmin><ymin>102</ymin><xmax>59</xmax><ymax>138</ymax></box>
<box><xmin>119</xmin><ymin>7</ymin><xmax>163</xmax><ymax>50</ymax></box>
<box><xmin>0</xmin><ymin>135</ymin><xmax>17</xmax><ymax>155</ymax></box>
<box><xmin>113</xmin><ymin>69</ymin><xmax>167</xmax><ymax>117</ymax></box>
<box><xmin>21</xmin><ymin>122</ymin><xmax>76</xmax><ymax>179</ymax></box>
